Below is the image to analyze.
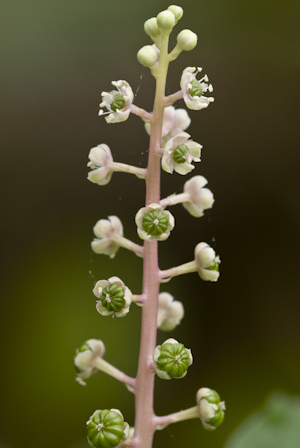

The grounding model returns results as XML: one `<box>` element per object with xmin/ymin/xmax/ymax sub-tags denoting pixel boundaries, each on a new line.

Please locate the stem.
<box><xmin>160</xmin><ymin>192</ymin><xmax>190</xmax><ymax>208</ymax></box>
<box><xmin>153</xmin><ymin>406</ymin><xmax>199</xmax><ymax>430</ymax></box>
<box><xmin>94</xmin><ymin>358</ymin><xmax>136</xmax><ymax>389</ymax></box>
<box><xmin>164</xmin><ymin>90</ymin><xmax>183</xmax><ymax>107</ymax></box>
<box><xmin>131</xmin><ymin>104</ymin><xmax>153</xmax><ymax>122</ymax></box>
<box><xmin>110</xmin><ymin>161</ymin><xmax>147</xmax><ymax>179</ymax></box>
<box><xmin>112</xmin><ymin>234</ymin><xmax>144</xmax><ymax>257</ymax></box>
<box><xmin>134</xmin><ymin>30</ymin><xmax>171</xmax><ymax>448</ymax></box>
<box><xmin>159</xmin><ymin>260</ymin><xmax>198</xmax><ymax>281</ymax></box>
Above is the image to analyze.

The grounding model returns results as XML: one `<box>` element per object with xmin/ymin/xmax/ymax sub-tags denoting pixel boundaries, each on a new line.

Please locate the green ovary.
<box><xmin>142</xmin><ymin>210</ymin><xmax>169</xmax><ymax>236</ymax></box>
<box><xmin>189</xmin><ymin>79</ymin><xmax>203</xmax><ymax>97</ymax></box>
<box><xmin>157</xmin><ymin>343</ymin><xmax>190</xmax><ymax>378</ymax></box>
<box><xmin>110</xmin><ymin>93</ymin><xmax>125</xmax><ymax>112</ymax></box>
<box><xmin>100</xmin><ymin>284</ymin><xmax>125</xmax><ymax>312</ymax></box>
<box><xmin>206</xmin><ymin>261</ymin><xmax>219</xmax><ymax>271</ymax></box>
<box><xmin>172</xmin><ymin>144</ymin><xmax>189</xmax><ymax>164</ymax></box>
<box><xmin>87</xmin><ymin>410</ymin><xmax>124</xmax><ymax>448</ymax></box>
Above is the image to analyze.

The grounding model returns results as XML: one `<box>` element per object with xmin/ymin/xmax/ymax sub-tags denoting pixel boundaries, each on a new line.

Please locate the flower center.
<box><xmin>206</xmin><ymin>261</ymin><xmax>219</xmax><ymax>271</ymax></box>
<box><xmin>157</xmin><ymin>343</ymin><xmax>190</xmax><ymax>378</ymax></box>
<box><xmin>173</xmin><ymin>144</ymin><xmax>189</xmax><ymax>164</ymax></box>
<box><xmin>142</xmin><ymin>210</ymin><xmax>169</xmax><ymax>235</ymax></box>
<box><xmin>110</xmin><ymin>93</ymin><xmax>126</xmax><ymax>112</ymax></box>
<box><xmin>189</xmin><ymin>79</ymin><xmax>203</xmax><ymax>97</ymax></box>
<box><xmin>100</xmin><ymin>284</ymin><xmax>125</xmax><ymax>312</ymax></box>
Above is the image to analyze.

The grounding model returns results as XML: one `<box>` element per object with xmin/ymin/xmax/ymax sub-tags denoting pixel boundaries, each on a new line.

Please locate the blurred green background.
<box><xmin>1</xmin><ymin>0</ymin><xmax>300</xmax><ymax>447</ymax></box>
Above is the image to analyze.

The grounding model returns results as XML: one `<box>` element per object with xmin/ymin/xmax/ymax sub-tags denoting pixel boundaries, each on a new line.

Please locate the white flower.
<box><xmin>74</xmin><ymin>339</ymin><xmax>106</xmax><ymax>386</ymax></box>
<box><xmin>145</xmin><ymin>106</ymin><xmax>191</xmax><ymax>147</ymax></box>
<box><xmin>91</xmin><ymin>216</ymin><xmax>123</xmax><ymax>258</ymax></box>
<box><xmin>99</xmin><ymin>80</ymin><xmax>134</xmax><ymax>123</ymax></box>
<box><xmin>195</xmin><ymin>242</ymin><xmax>220</xmax><ymax>282</ymax></box>
<box><xmin>162</xmin><ymin>131</ymin><xmax>201</xmax><ymax>175</ymax></box>
<box><xmin>183</xmin><ymin>175</ymin><xmax>214</xmax><ymax>217</ymax></box>
<box><xmin>135</xmin><ymin>203</ymin><xmax>175</xmax><ymax>241</ymax></box>
<box><xmin>181</xmin><ymin>67</ymin><xmax>214</xmax><ymax>110</ymax></box>
<box><xmin>157</xmin><ymin>292</ymin><xmax>184</xmax><ymax>331</ymax></box>
<box><xmin>93</xmin><ymin>276</ymin><xmax>132</xmax><ymax>318</ymax></box>
<box><xmin>196</xmin><ymin>388</ymin><xmax>226</xmax><ymax>430</ymax></box>
<box><xmin>87</xmin><ymin>144</ymin><xmax>113</xmax><ymax>185</ymax></box>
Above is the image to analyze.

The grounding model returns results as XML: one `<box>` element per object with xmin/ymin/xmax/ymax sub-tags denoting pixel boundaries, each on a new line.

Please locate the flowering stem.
<box><xmin>109</xmin><ymin>161</ymin><xmax>147</xmax><ymax>179</ymax></box>
<box><xmin>159</xmin><ymin>260</ymin><xmax>198</xmax><ymax>282</ymax></box>
<box><xmin>160</xmin><ymin>192</ymin><xmax>190</xmax><ymax>208</ymax></box>
<box><xmin>112</xmin><ymin>234</ymin><xmax>144</xmax><ymax>257</ymax></box>
<box><xmin>164</xmin><ymin>89</ymin><xmax>183</xmax><ymax>107</ymax></box>
<box><xmin>130</xmin><ymin>104</ymin><xmax>153</xmax><ymax>122</ymax></box>
<box><xmin>94</xmin><ymin>358</ymin><xmax>136</xmax><ymax>389</ymax></box>
<box><xmin>153</xmin><ymin>406</ymin><xmax>199</xmax><ymax>429</ymax></box>
<box><xmin>134</xmin><ymin>30</ymin><xmax>171</xmax><ymax>448</ymax></box>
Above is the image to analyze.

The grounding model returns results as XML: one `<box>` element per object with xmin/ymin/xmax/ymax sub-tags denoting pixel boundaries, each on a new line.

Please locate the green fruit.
<box><xmin>87</xmin><ymin>410</ymin><xmax>124</xmax><ymax>448</ymax></box>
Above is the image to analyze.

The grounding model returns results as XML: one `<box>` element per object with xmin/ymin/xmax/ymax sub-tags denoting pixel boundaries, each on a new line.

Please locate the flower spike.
<box><xmin>181</xmin><ymin>67</ymin><xmax>214</xmax><ymax>110</ymax></box>
<box><xmin>99</xmin><ymin>80</ymin><xmax>134</xmax><ymax>123</ymax></box>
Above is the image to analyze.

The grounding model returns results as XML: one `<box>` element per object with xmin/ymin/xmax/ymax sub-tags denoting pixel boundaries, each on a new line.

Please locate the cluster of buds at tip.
<box><xmin>74</xmin><ymin>339</ymin><xmax>106</xmax><ymax>386</ymax></box>
<box><xmin>153</xmin><ymin>338</ymin><xmax>193</xmax><ymax>379</ymax></box>
<box><xmin>86</xmin><ymin>409</ymin><xmax>129</xmax><ymax>448</ymax></box>
<box><xmin>197</xmin><ymin>388</ymin><xmax>225</xmax><ymax>431</ymax></box>
<box><xmin>181</xmin><ymin>67</ymin><xmax>214</xmax><ymax>110</ymax></box>
<box><xmin>135</xmin><ymin>203</ymin><xmax>175</xmax><ymax>241</ymax></box>
<box><xmin>93</xmin><ymin>277</ymin><xmax>132</xmax><ymax>318</ymax></box>
<box><xmin>157</xmin><ymin>292</ymin><xmax>184</xmax><ymax>331</ymax></box>
<box><xmin>143</xmin><ymin>6</ymin><xmax>183</xmax><ymax>50</ymax></box>
<box><xmin>99</xmin><ymin>80</ymin><xmax>133</xmax><ymax>124</ymax></box>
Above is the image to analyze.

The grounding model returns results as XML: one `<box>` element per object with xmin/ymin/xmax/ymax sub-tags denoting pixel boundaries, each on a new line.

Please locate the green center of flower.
<box><xmin>142</xmin><ymin>210</ymin><xmax>169</xmax><ymax>235</ymax></box>
<box><xmin>110</xmin><ymin>93</ymin><xmax>126</xmax><ymax>112</ymax></box>
<box><xmin>206</xmin><ymin>261</ymin><xmax>219</xmax><ymax>271</ymax></box>
<box><xmin>78</xmin><ymin>342</ymin><xmax>92</xmax><ymax>353</ymax></box>
<box><xmin>100</xmin><ymin>284</ymin><xmax>125</xmax><ymax>312</ymax></box>
<box><xmin>189</xmin><ymin>79</ymin><xmax>203</xmax><ymax>97</ymax></box>
<box><xmin>173</xmin><ymin>144</ymin><xmax>190</xmax><ymax>164</ymax></box>
<box><xmin>157</xmin><ymin>343</ymin><xmax>190</xmax><ymax>378</ymax></box>
<box><xmin>87</xmin><ymin>409</ymin><xmax>124</xmax><ymax>448</ymax></box>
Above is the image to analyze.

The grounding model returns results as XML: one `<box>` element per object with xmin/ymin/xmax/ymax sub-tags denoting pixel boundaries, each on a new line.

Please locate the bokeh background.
<box><xmin>1</xmin><ymin>0</ymin><xmax>300</xmax><ymax>447</ymax></box>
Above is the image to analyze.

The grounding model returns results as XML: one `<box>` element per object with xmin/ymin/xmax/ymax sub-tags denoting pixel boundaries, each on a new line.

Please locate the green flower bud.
<box><xmin>137</xmin><ymin>45</ymin><xmax>159</xmax><ymax>67</ymax></box>
<box><xmin>142</xmin><ymin>209</ymin><xmax>169</xmax><ymax>236</ymax></box>
<box><xmin>87</xmin><ymin>409</ymin><xmax>128</xmax><ymax>448</ymax></box>
<box><xmin>153</xmin><ymin>338</ymin><xmax>193</xmax><ymax>380</ymax></box>
<box><xmin>100</xmin><ymin>284</ymin><xmax>125</xmax><ymax>313</ymax></box>
<box><xmin>196</xmin><ymin>388</ymin><xmax>226</xmax><ymax>431</ymax></box>
<box><xmin>157</xmin><ymin>10</ymin><xmax>176</xmax><ymax>30</ymax></box>
<box><xmin>177</xmin><ymin>29</ymin><xmax>198</xmax><ymax>51</ymax></box>
<box><xmin>172</xmin><ymin>144</ymin><xmax>189</xmax><ymax>164</ymax></box>
<box><xmin>189</xmin><ymin>79</ymin><xmax>203</xmax><ymax>97</ymax></box>
<box><xmin>167</xmin><ymin>5</ymin><xmax>183</xmax><ymax>23</ymax></box>
<box><xmin>110</xmin><ymin>93</ymin><xmax>125</xmax><ymax>113</ymax></box>
<box><xmin>144</xmin><ymin>17</ymin><xmax>161</xmax><ymax>39</ymax></box>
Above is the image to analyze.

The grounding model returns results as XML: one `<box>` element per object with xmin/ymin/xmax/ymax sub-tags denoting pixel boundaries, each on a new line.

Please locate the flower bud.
<box><xmin>167</xmin><ymin>5</ymin><xmax>183</xmax><ymax>22</ymax></box>
<box><xmin>157</xmin><ymin>292</ymin><xmax>184</xmax><ymax>331</ymax></box>
<box><xmin>153</xmin><ymin>338</ymin><xmax>193</xmax><ymax>379</ymax></box>
<box><xmin>144</xmin><ymin>17</ymin><xmax>161</xmax><ymax>39</ymax></box>
<box><xmin>196</xmin><ymin>388</ymin><xmax>225</xmax><ymax>431</ymax></box>
<box><xmin>137</xmin><ymin>45</ymin><xmax>159</xmax><ymax>67</ymax></box>
<box><xmin>177</xmin><ymin>29</ymin><xmax>198</xmax><ymax>51</ymax></box>
<box><xmin>157</xmin><ymin>10</ymin><xmax>176</xmax><ymax>30</ymax></box>
<box><xmin>87</xmin><ymin>409</ymin><xmax>129</xmax><ymax>448</ymax></box>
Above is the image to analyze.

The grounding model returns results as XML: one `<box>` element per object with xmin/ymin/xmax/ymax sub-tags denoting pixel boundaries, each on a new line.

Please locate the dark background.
<box><xmin>1</xmin><ymin>1</ymin><xmax>300</xmax><ymax>447</ymax></box>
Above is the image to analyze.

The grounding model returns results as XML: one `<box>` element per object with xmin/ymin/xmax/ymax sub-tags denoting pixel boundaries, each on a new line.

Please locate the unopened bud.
<box><xmin>167</xmin><ymin>5</ymin><xmax>183</xmax><ymax>22</ymax></box>
<box><xmin>137</xmin><ymin>45</ymin><xmax>159</xmax><ymax>67</ymax></box>
<box><xmin>177</xmin><ymin>29</ymin><xmax>198</xmax><ymax>51</ymax></box>
<box><xmin>157</xmin><ymin>10</ymin><xmax>176</xmax><ymax>30</ymax></box>
<box><xmin>144</xmin><ymin>17</ymin><xmax>161</xmax><ymax>39</ymax></box>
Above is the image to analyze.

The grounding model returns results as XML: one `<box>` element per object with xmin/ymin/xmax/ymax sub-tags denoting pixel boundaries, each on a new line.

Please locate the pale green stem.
<box><xmin>168</xmin><ymin>44</ymin><xmax>183</xmax><ymax>61</ymax></box>
<box><xmin>160</xmin><ymin>192</ymin><xmax>190</xmax><ymax>208</ymax></box>
<box><xmin>159</xmin><ymin>260</ymin><xmax>199</xmax><ymax>281</ymax></box>
<box><xmin>112</xmin><ymin>234</ymin><xmax>144</xmax><ymax>257</ymax></box>
<box><xmin>153</xmin><ymin>406</ymin><xmax>199</xmax><ymax>430</ymax></box>
<box><xmin>109</xmin><ymin>161</ymin><xmax>147</xmax><ymax>179</ymax></box>
<box><xmin>133</xmin><ymin>30</ymin><xmax>171</xmax><ymax>448</ymax></box>
<box><xmin>164</xmin><ymin>89</ymin><xmax>183</xmax><ymax>107</ymax></box>
<box><xmin>94</xmin><ymin>358</ymin><xmax>136</xmax><ymax>389</ymax></box>
<box><xmin>130</xmin><ymin>104</ymin><xmax>153</xmax><ymax>122</ymax></box>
